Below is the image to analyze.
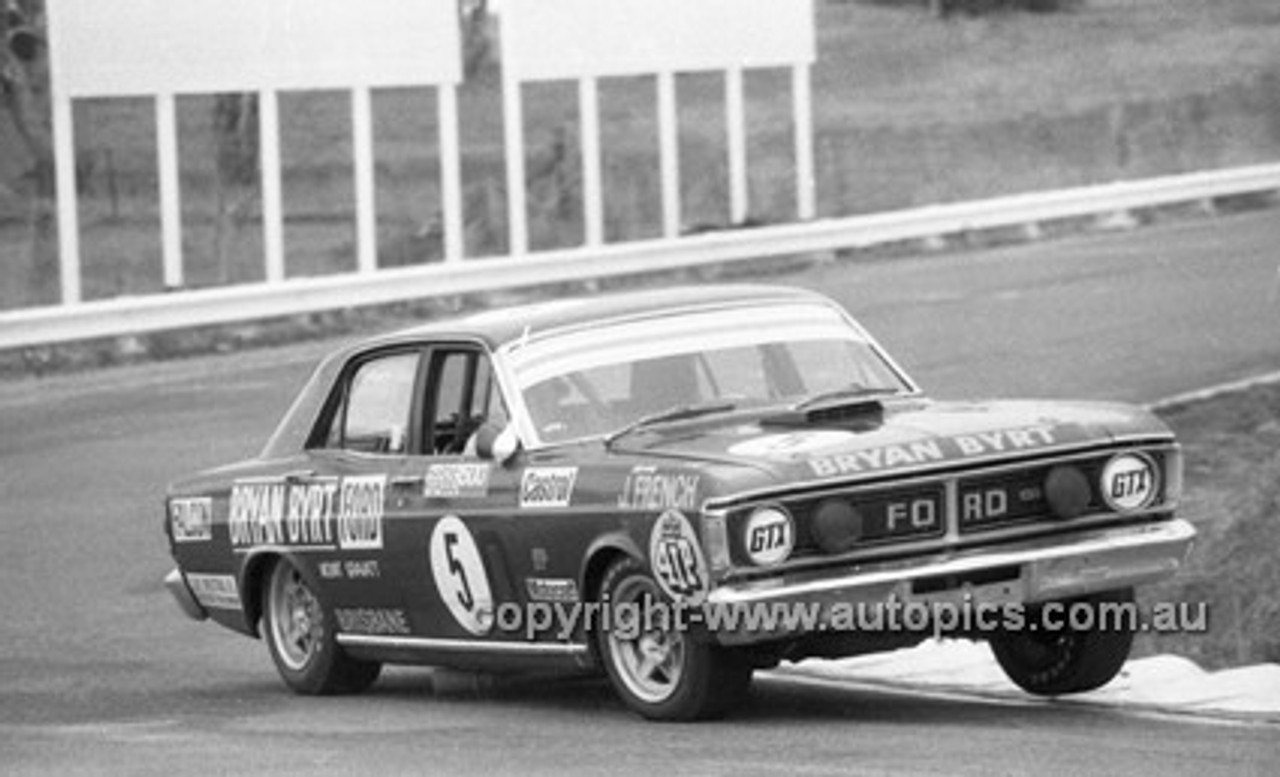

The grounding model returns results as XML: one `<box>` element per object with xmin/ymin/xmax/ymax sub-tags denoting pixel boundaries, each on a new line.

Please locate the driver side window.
<box><xmin>425</xmin><ymin>349</ymin><xmax>507</xmax><ymax>456</ymax></box>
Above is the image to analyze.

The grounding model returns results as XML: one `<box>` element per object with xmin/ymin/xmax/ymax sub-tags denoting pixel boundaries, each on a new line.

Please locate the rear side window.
<box><xmin>325</xmin><ymin>352</ymin><xmax>420</xmax><ymax>454</ymax></box>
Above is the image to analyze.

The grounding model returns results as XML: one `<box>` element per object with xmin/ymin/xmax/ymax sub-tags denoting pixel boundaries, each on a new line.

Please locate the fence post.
<box><xmin>726</xmin><ymin>66</ymin><xmax>748</xmax><ymax>224</ymax></box>
<box><xmin>156</xmin><ymin>92</ymin><xmax>184</xmax><ymax>289</ymax></box>
<box><xmin>438</xmin><ymin>85</ymin><xmax>465</xmax><ymax>262</ymax></box>
<box><xmin>259</xmin><ymin>89</ymin><xmax>285</xmax><ymax>283</ymax></box>
<box><xmin>51</xmin><ymin>95</ymin><xmax>81</xmax><ymax>304</ymax></box>
<box><xmin>579</xmin><ymin>76</ymin><xmax>604</xmax><ymax>246</ymax></box>
<box><xmin>658</xmin><ymin>70</ymin><xmax>681</xmax><ymax>238</ymax></box>
<box><xmin>352</xmin><ymin>86</ymin><xmax>378</xmax><ymax>273</ymax></box>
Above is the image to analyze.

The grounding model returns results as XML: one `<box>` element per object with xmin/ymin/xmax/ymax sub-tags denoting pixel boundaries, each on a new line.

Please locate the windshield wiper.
<box><xmin>792</xmin><ymin>384</ymin><xmax>898</xmax><ymax>412</ymax></box>
<box><xmin>604</xmin><ymin>401</ymin><xmax>737</xmax><ymax>448</ymax></box>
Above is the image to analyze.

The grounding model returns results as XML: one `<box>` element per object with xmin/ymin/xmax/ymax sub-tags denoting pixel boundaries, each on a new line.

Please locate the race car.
<box><xmin>163</xmin><ymin>284</ymin><xmax>1195</xmax><ymax>720</ymax></box>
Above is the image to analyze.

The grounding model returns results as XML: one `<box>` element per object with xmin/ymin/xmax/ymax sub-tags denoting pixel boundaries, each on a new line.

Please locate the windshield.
<box><xmin>502</xmin><ymin>302</ymin><xmax>913</xmax><ymax>444</ymax></box>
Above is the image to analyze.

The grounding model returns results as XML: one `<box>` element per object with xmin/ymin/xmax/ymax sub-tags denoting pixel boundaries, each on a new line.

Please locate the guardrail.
<box><xmin>2</xmin><ymin>162</ymin><xmax>1278</xmax><ymax>352</ymax></box>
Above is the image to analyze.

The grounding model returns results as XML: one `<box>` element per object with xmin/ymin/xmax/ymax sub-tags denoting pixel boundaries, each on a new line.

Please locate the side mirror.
<box><xmin>474</xmin><ymin>422</ymin><xmax>520</xmax><ymax>466</ymax></box>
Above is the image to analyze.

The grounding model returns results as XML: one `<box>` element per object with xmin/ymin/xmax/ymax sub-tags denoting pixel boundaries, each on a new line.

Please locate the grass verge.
<box><xmin>1135</xmin><ymin>379</ymin><xmax>1280</xmax><ymax>668</ymax></box>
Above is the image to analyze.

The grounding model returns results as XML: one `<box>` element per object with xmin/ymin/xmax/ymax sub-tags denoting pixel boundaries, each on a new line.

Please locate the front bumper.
<box><xmin>707</xmin><ymin>518</ymin><xmax>1195</xmax><ymax>645</ymax></box>
<box><xmin>164</xmin><ymin>568</ymin><xmax>209</xmax><ymax>621</ymax></box>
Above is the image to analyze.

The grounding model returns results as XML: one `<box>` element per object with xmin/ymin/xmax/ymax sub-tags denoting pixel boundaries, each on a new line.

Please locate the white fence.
<box><xmin>44</xmin><ymin>0</ymin><xmax>466</xmax><ymax>303</ymax></box>
<box><xmin>3</xmin><ymin>2</ymin><xmax>1279</xmax><ymax>351</ymax></box>
<box><xmin>3</xmin><ymin>162</ymin><xmax>1279</xmax><ymax>351</ymax></box>
<box><xmin>499</xmin><ymin>0</ymin><xmax>816</xmax><ymax>251</ymax></box>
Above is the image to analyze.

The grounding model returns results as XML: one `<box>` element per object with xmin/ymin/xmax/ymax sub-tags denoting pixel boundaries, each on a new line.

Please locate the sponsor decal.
<box><xmin>186</xmin><ymin>573</ymin><xmax>240</xmax><ymax>610</ymax></box>
<box><xmin>885</xmin><ymin>495</ymin><xmax>941</xmax><ymax>534</ymax></box>
<box><xmin>808</xmin><ymin>425</ymin><xmax>1063</xmax><ymax>478</ymax></box>
<box><xmin>336</xmin><ymin>476</ymin><xmax>385</xmax><ymax>551</ymax></box>
<box><xmin>809</xmin><ymin>440</ymin><xmax>946</xmax><ymax>477</ymax></box>
<box><xmin>344</xmin><ymin>560</ymin><xmax>381</xmax><ymax>579</ymax></box>
<box><xmin>334</xmin><ymin>607</ymin><xmax>410</xmax><ymax>636</ymax></box>
<box><xmin>744</xmin><ymin>508</ymin><xmax>794</xmax><ymax>566</ymax></box>
<box><xmin>228</xmin><ymin>475</ymin><xmax>385</xmax><ymax>551</ymax></box>
<box><xmin>958</xmin><ymin>471</ymin><xmax>1053</xmax><ymax>531</ymax></box>
<box><xmin>618</xmin><ymin>467</ymin><xmax>700</xmax><ymax>512</ymax></box>
<box><xmin>950</xmin><ymin>425</ymin><xmax>1059</xmax><ymax>457</ymax></box>
<box><xmin>423</xmin><ymin>463</ymin><xmax>491</xmax><ymax>499</ymax></box>
<box><xmin>429</xmin><ymin>516</ymin><xmax>495</xmax><ymax>636</ymax></box>
<box><xmin>1101</xmin><ymin>453</ymin><xmax>1158</xmax><ymax>512</ymax></box>
<box><xmin>525</xmin><ymin>577</ymin><xmax>580</xmax><ymax>603</ymax></box>
<box><xmin>728</xmin><ymin>431</ymin><xmax>857</xmax><ymax>459</ymax></box>
<box><xmin>648</xmin><ymin>510</ymin><xmax>709</xmax><ymax>605</ymax></box>
<box><xmin>519</xmin><ymin>467</ymin><xmax>577</xmax><ymax>509</ymax></box>
<box><xmin>319</xmin><ymin>560</ymin><xmax>382</xmax><ymax>580</ymax></box>
<box><xmin>170</xmin><ymin>497</ymin><xmax>213</xmax><ymax>543</ymax></box>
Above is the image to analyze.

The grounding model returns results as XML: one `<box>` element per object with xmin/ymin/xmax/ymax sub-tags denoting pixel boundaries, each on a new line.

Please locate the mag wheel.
<box><xmin>990</xmin><ymin>588</ymin><xmax>1136</xmax><ymax>696</ymax></box>
<box><xmin>596</xmin><ymin>557</ymin><xmax>751</xmax><ymax>721</ymax></box>
<box><xmin>263</xmin><ymin>558</ymin><xmax>381</xmax><ymax>695</ymax></box>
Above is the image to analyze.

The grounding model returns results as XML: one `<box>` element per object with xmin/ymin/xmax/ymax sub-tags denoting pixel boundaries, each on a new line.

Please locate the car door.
<box><xmin>291</xmin><ymin>345</ymin><xmax>428</xmax><ymax>639</ymax></box>
<box><xmin>390</xmin><ymin>344</ymin><xmax>532</xmax><ymax>644</ymax></box>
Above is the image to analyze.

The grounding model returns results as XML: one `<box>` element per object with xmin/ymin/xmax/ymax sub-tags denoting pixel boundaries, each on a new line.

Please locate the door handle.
<box><xmin>390</xmin><ymin>475</ymin><xmax>424</xmax><ymax>488</ymax></box>
<box><xmin>282</xmin><ymin>469</ymin><xmax>316</xmax><ymax>483</ymax></box>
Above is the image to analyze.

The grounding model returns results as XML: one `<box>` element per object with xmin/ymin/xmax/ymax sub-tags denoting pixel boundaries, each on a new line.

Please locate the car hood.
<box><xmin>609</xmin><ymin>398</ymin><xmax>1171</xmax><ymax>487</ymax></box>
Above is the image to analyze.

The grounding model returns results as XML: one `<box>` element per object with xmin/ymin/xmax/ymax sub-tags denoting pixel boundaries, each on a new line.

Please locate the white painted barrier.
<box><xmin>43</xmin><ymin>0</ymin><xmax>466</xmax><ymax>304</ymax></box>
<box><xmin>2</xmin><ymin>163</ymin><xmax>1278</xmax><ymax>351</ymax></box>
<box><xmin>499</xmin><ymin>0</ymin><xmax>816</xmax><ymax>251</ymax></box>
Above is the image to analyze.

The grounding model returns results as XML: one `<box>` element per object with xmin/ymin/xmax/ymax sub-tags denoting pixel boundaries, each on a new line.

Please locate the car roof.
<box><xmin>257</xmin><ymin>284</ymin><xmax>856</xmax><ymax>460</ymax></box>
<box><xmin>363</xmin><ymin>283</ymin><xmax>834</xmax><ymax>351</ymax></box>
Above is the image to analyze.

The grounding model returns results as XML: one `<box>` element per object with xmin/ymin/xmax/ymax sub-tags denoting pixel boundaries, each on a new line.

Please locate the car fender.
<box><xmin>237</xmin><ymin>548</ymin><xmax>323</xmax><ymax>639</ymax></box>
<box><xmin>579</xmin><ymin>531</ymin><xmax>646</xmax><ymax>602</ymax></box>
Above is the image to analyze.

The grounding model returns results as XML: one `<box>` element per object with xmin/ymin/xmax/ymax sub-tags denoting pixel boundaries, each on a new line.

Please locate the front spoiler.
<box><xmin>707</xmin><ymin>519</ymin><xmax>1195</xmax><ymax>645</ymax></box>
<box><xmin>164</xmin><ymin>568</ymin><xmax>209</xmax><ymax>621</ymax></box>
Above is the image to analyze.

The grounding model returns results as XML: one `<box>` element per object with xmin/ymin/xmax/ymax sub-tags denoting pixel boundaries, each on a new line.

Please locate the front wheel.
<box><xmin>263</xmin><ymin>558</ymin><xmax>381</xmax><ymax>695</ymax></box>
<box><xmin>595</xmin><ymin>557</ymin><xmax>752</xmax><ymax>721</ymax></box>
<box><xmin>989</xmin><ymin>588</ymin><xmax>1136</xmax><ymax>696</ymax></box>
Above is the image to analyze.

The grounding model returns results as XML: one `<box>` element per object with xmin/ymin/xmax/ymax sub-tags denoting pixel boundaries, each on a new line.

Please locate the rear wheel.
<box><xmin>595</xmin><ymin>557</ymin><xmax>751</xmax><ymax>721</ymax></box>
<box><xmin>263</xmin><ymin>558</ymin><xmax>381</xmax><ymax>695</ymax></box>
<box><xmin>989</xmin><ymin>588</ymin><xmax>1135</xmax><ymax>696</ymax></box>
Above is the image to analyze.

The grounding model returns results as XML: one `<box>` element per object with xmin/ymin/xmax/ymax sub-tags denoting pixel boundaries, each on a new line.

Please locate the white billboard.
<box><xmin>46</xmin><ymin>0</ymin><xmax>463</xmax><ymax>97</ymax></box>
<box><xmin>501</xmin><ymin>0</ymin><xmax>815</xmax><ymax>81</ymax></box>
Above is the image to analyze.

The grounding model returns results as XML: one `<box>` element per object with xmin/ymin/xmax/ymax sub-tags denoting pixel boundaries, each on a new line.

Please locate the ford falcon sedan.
<box><xmin>164</xmin><ymin>284</ymin><xmax>1195</xmax><ymax>720</ymax></box>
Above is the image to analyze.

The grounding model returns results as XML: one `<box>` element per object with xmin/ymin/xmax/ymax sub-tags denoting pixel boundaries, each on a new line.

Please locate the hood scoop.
<box><xmin>761</xmin><ymin>396</ymin><xmax>886</xmax><ymax>431</ymax></box>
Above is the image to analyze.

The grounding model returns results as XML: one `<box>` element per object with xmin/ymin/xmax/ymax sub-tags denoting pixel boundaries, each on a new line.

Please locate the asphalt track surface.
<box><xmin>2</xmin><ymin>211</ymin><xmax>1278</xmax><ymax>775</ymax></box>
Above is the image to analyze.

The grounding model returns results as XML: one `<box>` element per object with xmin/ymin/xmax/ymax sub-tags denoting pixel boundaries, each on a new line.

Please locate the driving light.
<box><xmin>1045</xmin><ymin>465</ymin><xmax>1091</xmax><ymax>520</ymax></box>
<box><xmin>743</xmin><ymin>505</ymin><xmax>794</xmax><ymax>566</ymax></box>
<box><xmin>812</xmin><ymin>499</ymin><xmax>862</xmax><ymax>554</ymax></box>
<box><xmin>1101</xmin><ymin>452</ymin><xmax>1159</xmax><ymax>513</ymax></box>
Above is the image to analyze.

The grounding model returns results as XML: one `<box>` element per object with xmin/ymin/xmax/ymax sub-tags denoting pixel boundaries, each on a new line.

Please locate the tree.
<box><xmin>1</xmin><ymin>0</ymin><xmax>56</xmax><ymax>303</ymax></box>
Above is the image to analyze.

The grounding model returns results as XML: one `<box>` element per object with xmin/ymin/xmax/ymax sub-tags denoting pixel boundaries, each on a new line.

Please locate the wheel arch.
<box><xmin>239</xmin><ymin>550</ymin><xmax>286</xmax><ymax>638</ymax></box>
<box><xmin>580</xmin><ymin>534</ymin><xmax>645</xmax><ymax>603</ymax></box>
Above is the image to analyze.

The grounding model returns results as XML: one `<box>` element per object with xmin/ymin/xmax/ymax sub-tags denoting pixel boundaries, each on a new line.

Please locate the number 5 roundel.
<box><xmin>429</xmin><ymin>516</ymin><xmax>495</xmax><ymax>636</ymax></box>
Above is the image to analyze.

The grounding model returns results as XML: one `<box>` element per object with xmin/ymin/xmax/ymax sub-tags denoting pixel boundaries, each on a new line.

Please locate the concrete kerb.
<box><xmin>776</xmin><ymin>640</ymin><xmax>1280</xmax><ymax>726</ymax></box>
<box><xmin>1149</xmin><ymin>370</ymin><xmax>1280</xmax><ymax>412</ymax></box>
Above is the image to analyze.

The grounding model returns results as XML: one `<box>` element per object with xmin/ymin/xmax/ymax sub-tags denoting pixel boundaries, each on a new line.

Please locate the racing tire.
<box><xmin>595</xmin><ymin>556</ymin><xmax>752</xmax><ymax>721</ymax></box>
<box><xmin>263</xmin><ymin>558</ymin><xmax>382</xmax><ymax>695</ymax></box>
<box><xmin>989</xmin><ymin>587</ymin><xmax>1136</xmax><ymax>696</ymax></box>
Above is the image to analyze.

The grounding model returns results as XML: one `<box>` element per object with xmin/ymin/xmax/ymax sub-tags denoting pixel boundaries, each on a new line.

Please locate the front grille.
<box><xmin>724</xmin><ymin>446</ymin><xmax>1171</xmax><ymax>568</ymax></box>
<box><xmin>956</xmin><ymin>462</ymin><xmax>1103</xmax><ymax>534</ymax></box>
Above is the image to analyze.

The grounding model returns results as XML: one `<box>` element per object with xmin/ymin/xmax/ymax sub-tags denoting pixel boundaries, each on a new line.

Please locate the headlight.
<box><xmin>743</xmin><ymin>505</ymin><xmax>794</xmax><ymax>566</ymax></box>
<box><xmin>1100</xmin><ymin>452</ymin><xmax>1159</xmax><ymax>513</ymax></box>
